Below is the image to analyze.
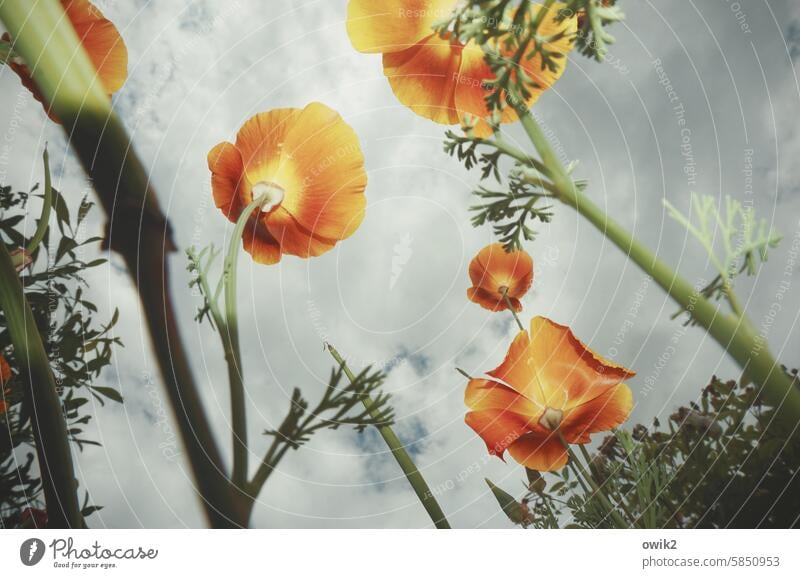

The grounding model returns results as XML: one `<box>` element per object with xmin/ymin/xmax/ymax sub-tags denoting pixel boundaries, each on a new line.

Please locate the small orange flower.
<box><xmin>347</xmin><ymin>1</ymin><xmax>576</xmax><ymax>135</ymax></box>
<box><xmin>464</xmin><ymin>316</ymin><xmax>635</xmax><ymax>471</ymax></box>
<box><xmin>208</xmin><ymin>102</ymin><xmax>367</xmax><ymax>264</ymax></box>
<box><xmin>5</xmin><ymin>0</ymin><xmax>128</xmax><ymax>121</ymax></box>
<box><xmin>0</xmin><ymin>355</ymin><xmax>11</xmax><ymax>415</ymax></box>
<box><xmin>467</xmin><ymin>243</ymin><xmax>533</xmax><ymax>312</ymax></box>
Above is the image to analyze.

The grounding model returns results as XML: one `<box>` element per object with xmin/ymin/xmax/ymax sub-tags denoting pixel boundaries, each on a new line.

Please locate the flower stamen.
<box><xmin>251</xmin><ymin>181</ymin><xmax>285</xmax><ymax>213</ymax></box>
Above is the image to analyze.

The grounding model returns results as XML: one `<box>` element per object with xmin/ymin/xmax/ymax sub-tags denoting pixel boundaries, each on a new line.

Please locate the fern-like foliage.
<box><xmin>264</xmin><ymin>365</ymin><xmax>395</xmax><ymax>451</ymax></box>
<box><xmin>664</xmin><ymin>194</ymin><xmax>781</xmax><ymax>322</ymax></box>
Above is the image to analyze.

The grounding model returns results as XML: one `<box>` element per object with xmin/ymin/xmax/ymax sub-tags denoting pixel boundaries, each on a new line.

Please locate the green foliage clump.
<box><xmin>0</xmin><ymin>182</ymin><xmax>121</xmax><ymax>527</ymax></box>
<box><xmin>490</xmin><ymin>373</ymin><xmax>800</xmax><ymax>529</ymax></box>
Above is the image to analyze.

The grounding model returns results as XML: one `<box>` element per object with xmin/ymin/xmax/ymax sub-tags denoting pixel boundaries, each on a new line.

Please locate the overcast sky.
<box><xmin>2</xmin><ymin>0</ymin><xmax>800</xmax><ymax>528</ymax></box>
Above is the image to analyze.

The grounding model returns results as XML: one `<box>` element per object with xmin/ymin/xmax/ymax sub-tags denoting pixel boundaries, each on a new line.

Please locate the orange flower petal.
<box><xmin>465</xmin><ymin>408</ymin><xmax>534</xmax><ymax>459</ymax></box>
<box><xmin>561</xmin><ymin>383</ymin><xmax>633</xmax><ymax>444</ymax></box>
<box><xmin>265</xmin><ymin>207</ymin><xmax>338</xmax><ymax>259</ymax></box>
<box><xmin>527</xmin><ymin>317</ymin><xmax>635</xmax><ymax>409</ymax></box>
<box><xmin>211</xmin><ymin>103</ymin><xmax>367</xmax><ymax>264</ymax></box>
<box><xmin>468</xmin><ymin>243</ymin><xmax>533</xmax><ymax>300</ymax></box>
<box><xmin>277</xmin><ymin>103</ymin><xmax>367</xmax><ymax>241</ymax></box>
<box><xmin>506</xmin><ymin>430</ymin><xmax>568</xmax><ymax>471</ymax></box>
<box><xmin>383</xmin><ymin>33</ymin><xmax>462</xmax><ymax>125</ymax></box>
<box><xmin>347</xmin><ymin>0</ymin><xmax>459</xmax><ymax>53</ymax></box>
<box><xmin>464</xmin><ymin>378</ymin><xmax>540</xmax><ymax>417</ymax></box>
<box><xmin>234</xmin><ymin>108</ymin><xmax>302</xmax><ymax>186</ymax></box>
<box><xmin>64</xmin><ymin>0</ymin><xmax>128</xmax><ymax>95</ymax></box>
<box><xmin>208</xmin><ymin>142</ymin><xmax>246</xmax><ymax>223</ymax></box>
<box><xmin>242</xmin><ymin>217</ymin><xmax>282</xmax><ymax>265</ymax></box>
<box><xmin>488</xmin><ymin>317</ymin><xmax>635</xmax><ymax>411</ymax></box>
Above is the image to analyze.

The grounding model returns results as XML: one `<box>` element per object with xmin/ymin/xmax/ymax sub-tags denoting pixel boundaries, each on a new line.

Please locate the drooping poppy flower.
<box><xmin>346</xmin><ymin>1</ymin><xmax>576</xmax><ymax>135</ymax></box>
<box><xmin>208</xmin><ymin>102</ymin><xmax>367</xmax><ymax>264</ymax></box>
<box><xmin>467</xmin><ymin>243</ymin><xmax>533</xmax><ymax>312</ymax></box>
<box><xmin>464</xmin><ymin>316</ymin><xmax>635</xmax><ymax>471</ymax></box>
<box><xmin>4</xmin><ymin>0</ymin><xmax>128</xmax><ymax>121</ymax></box>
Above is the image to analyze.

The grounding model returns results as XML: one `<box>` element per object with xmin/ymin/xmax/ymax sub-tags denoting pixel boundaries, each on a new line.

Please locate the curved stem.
<box><xmin>26</xmin><ymin>147</ymin><xmax>54</xmax><ymax>256</ymax></box>
<box><xmin>0</xmin><ymin>0</ymin><xmax>242</xmax><ymax>527</ymax></box>
<box><xmin>221</xmin><ymin>194</ymin><xmax>267</xmax><ymax>489</ymax></box>
<box><xmin>326</xmin><ymin>343</ymin><xmax>451</xmax><ymax>529</ymax></box>
<box><xmin>516</xmin><ymin>108</ymin><xmax>800</xmax><ymax>431</ymax></box>
<box><xmin>0</xmin><ymin>243</ymin><xmax>81</xmax><ymax>528</ymax></box>
<box><xmin>500</xmin><ymin>288</ymin><xmax>524</xmax><ymax>331</ymax></box>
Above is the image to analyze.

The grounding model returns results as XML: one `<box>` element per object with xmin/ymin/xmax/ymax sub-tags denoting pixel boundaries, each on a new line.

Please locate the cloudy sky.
<box><xmin>2</xmin><ymin>0</ymin><xmax>800</xmax><ymax>528</ymax></box>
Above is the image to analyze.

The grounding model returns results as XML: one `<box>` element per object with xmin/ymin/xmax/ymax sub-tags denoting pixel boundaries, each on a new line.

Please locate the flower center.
<box><xmin>251</xmin><ymin>181</ymin><xmax>285</xmax><ymax>213</ymax></box>
<box><xmin>538</xmin><ymin>407</ymin><xmax>563</xmax><ymax>431</ymax></box>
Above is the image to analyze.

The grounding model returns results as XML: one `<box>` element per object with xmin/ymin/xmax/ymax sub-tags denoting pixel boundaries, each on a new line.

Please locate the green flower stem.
<box><xmin>0</xmin><ymin>243</ymin><xmax>81</xmax><ymax>528</ymax></box>
<box><xmin>326</xmin><ymin>343</ymin><xmax>451</xmax><ymax>529</ymax></box>
<box><xmin>500</xmin><ymin>288</ymin><xmax>525</xmax><ymax>331</ymax></box>
<box><xmin>26</xmin><ymin>148</ymin><xmax>54</xmax><ymax>255</ymax></box>
<box><xmin>516</xmin><ymin>108</ymin><xmax>800</xmax><ymax>430</ymax></box>
<box><xmin>0</xmin><ymin>0</ymin><xmax>243</xmax><ymax>527</ymax></box>
<box><xmin>578</xmin><ymin>443</ymin><xmax>638</xmax><ymax>526</ymax></box>
<box><xmin>221</xmin><ymin>194</ymin><xmax>268</xmax><ymax>489</ymax></box>
<box><xmin>557</xmin><ymin>431</ymin><xmax>628</xmax><ymax>528</ymax></box>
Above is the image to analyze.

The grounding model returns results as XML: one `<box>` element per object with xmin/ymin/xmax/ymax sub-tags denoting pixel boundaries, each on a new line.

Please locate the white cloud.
<box><xmin>1</xmin><ymin>0</ymin><xmax>799</xmax><ymax>527</ymax></box>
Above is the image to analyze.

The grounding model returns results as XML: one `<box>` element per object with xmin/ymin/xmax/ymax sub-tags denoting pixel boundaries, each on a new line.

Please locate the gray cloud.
<box><xmin>1</xmin><ymin>0</ymin><xmax>799</xmax><ymax>527</ymax></box>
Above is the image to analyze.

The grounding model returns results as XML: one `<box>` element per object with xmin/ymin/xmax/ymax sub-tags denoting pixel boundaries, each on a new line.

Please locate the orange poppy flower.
<box><xmin>347</xmin><ymin>1</ymin><xmax>576</xmax><ymax>135</ymax></box>
<box><xmin>4</xmin><ymin>0</ymin><xmax>128</xmax><ymax>121</ymax></box>
<box><xmin>467</xmin><ymin>243</ymin><xmax>533</xmax><ymax>312</ymax></box>
<box><xmin>208</xmin><ymin>102</ymin><xmax>367</xmax><ymax>264</ymax></box>
<box><xmin>464</xmin><ymin>316</ymin><xmax>635</xmax><ymax>471</ymax></box>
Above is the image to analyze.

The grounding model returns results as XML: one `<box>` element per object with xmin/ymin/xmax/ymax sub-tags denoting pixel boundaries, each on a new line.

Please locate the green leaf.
<box><xmin>486</xmin><ymin>478</ymin><xmax>526</xmax><ymax>526</ymax></box>
<box><xmin>92</xmin><ymin>386</ymin><xmax>124</xmax><ymax>404</ymax></box>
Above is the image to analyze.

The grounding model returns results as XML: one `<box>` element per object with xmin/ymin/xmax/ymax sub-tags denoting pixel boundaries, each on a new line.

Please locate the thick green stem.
<box><xmin>221</xmin><ymin>194</ymin><xmax>267</xmax><ymax>489</ymax></box>
<box><xmin>0</xmin><ymin>0</ymin><xmax>243</xmax><ymax>527</ymax></box>
<box><xmin>326</xmin><ymin>343</ymin><xmax>451</xmax><ymax>529</ymax></box>
<box><xmin>0</xmin><ymin>244</ymin><xmax>81</xmax><ymax>527</ymax></box>
<box><xmin>517</xmin><ymin>109</ymin><xmax>800</xmax><ymax>430</ymax></box>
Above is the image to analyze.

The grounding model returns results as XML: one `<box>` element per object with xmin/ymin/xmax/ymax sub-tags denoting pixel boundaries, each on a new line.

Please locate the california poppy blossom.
<box><xmin>208</xmin><ymin>102</ymin><xmax>367</xmax><ymax>264</ymax></box>
<box><xmin>4</xmin><ymin>0</ymin><xmax>128</xmax><ymax>121</ymax></box>
<box><xmin>467</xmin><ymin>243</ymin><xmax>533</xmax><ymax>312</ymax></box>
<box><xmin>464</xmin><ymin>316</ymin><xmax>635</xmax><ymax>471</ymax></box>
<box><xmin>346</xmin><ymin>1</ymin><xmax>576</xmax><ymax>135</ymax></box>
